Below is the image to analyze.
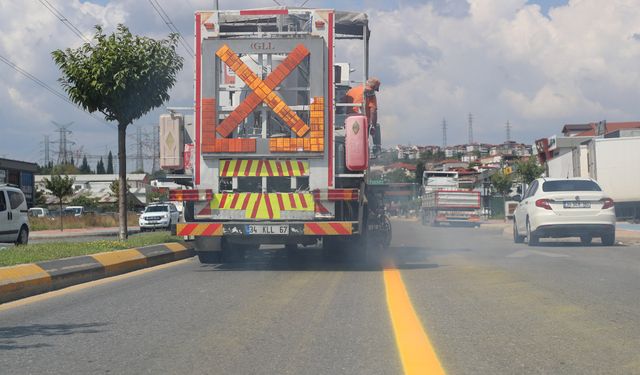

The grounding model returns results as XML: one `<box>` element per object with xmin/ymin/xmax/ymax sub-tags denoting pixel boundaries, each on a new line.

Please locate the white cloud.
<box><xmin>1</xmin><ymin>0</ymin><xmax>640</xmax><ymax>165</ymax></box>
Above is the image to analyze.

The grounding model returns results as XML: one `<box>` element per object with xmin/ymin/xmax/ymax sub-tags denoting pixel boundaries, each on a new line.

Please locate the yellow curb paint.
<box><xmin>0</xmin><ymin>263</ymin><xmax>52</xmax><ymax>295</ymax></box>
<box><xmin>165</xmin><ymin>243</ymin><xmax>187</xmax><ymax>252</ymax></box>
<box><xmin>384</xmin><ymin>267</ymin><xmax>446</xmax><ymax>375</ymax></box>
<box><xmin>91</xmin><ymin>249</ymin><xmax>146</xmax><ymax>274</ymax></box>
<box><xmin>0</xmin><ymin>258</ymin><xmax>193</xmax><ymax>311</ymax></box>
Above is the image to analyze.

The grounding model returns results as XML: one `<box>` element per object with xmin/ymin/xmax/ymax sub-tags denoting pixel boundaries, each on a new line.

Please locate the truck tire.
<box><xmin>197</xmin><ymin>251</ymin><xmax>221</xmax><ymax>264</ymax></box>
<box><xmin>221</xmin><ymin>239</ymin><xmax>245</xmax><ymax>263</ymax></box>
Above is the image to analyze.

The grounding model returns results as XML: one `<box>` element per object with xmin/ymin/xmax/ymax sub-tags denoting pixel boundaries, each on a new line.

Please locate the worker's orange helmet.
<box><xmin>366</xmin><ymin>77</ymin><xmax>381</xmax><ymax>91</ymax></box>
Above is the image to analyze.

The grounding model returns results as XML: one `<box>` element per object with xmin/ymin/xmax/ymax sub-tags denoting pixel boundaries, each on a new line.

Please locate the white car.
<box><xmin>139</xmin><ymin>203</ymin><xmax>180</xmax><ymax>231</ymax></box>
<box><xmin>0</xmin><ymin>184</ymin><xmax>30</xmax><ymax>245</ymax></box>
<box><xmin>513</xmin><ymin>178</ymin><xmax>616</xmax><ymax>246</ymax></box>
<box><xmin>28</xmin><ymin>207</ymin><xmax>50</xmax><ymax>217</ymax></box>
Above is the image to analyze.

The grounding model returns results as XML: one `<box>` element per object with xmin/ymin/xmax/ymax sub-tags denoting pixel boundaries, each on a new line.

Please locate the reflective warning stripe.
<box><xmin>176</xmin><ymin>223</ymin><xmax>223</xmax><ymax>236</ymax></box>
<box><xmin>313</xmin><ymin>189</ymin><xmax>359</xmax><ymax>201</ymax></box>
<box><xmin>209</xmin><ymin>193</ymin><xmax>314</xmax><ymax>219</ymax></box>
<box><xmin>303</xmin><ymin>222</ymin><xmax>352</xmax><ymax>235</ymax></box>
<box><xmin>169</xmin><ymin>189</ymin><xmax>213</xmax><ymax>201</ymax></box>
<box><xmin>219</xmin><ymin>160</ymin><xmax>309</xmax><ymax>177</ymax></box>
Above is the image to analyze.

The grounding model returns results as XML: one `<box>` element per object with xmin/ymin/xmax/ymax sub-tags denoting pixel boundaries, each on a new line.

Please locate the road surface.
<box><xmin>1</xmin><ymin>220</ymin><xmax>639</xmax><ymax>374</ymax></box>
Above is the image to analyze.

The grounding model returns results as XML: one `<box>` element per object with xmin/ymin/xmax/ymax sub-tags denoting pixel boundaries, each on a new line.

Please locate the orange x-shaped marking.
<box><xmin>215</xmin><ymin>44</ymin><xmax>311</xmax><ymax>138</ymax></box>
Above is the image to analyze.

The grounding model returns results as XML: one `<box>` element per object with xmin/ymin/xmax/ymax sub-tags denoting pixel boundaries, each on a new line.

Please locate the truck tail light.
<box><xmin>601</xmin><ymin>198</ymin><xmax>614</xmax><ymax>209</ymax></box>
<box><xmin>535</xmin><ymin>199</ymin><xmax>553</xmax><ymax>210</ymax></box>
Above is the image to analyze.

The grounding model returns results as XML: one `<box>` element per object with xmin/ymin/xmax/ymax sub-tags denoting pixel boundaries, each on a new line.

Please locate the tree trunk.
<box><xmin>118</xmin><ymin>124</ymin><xmax>128</xmax><ymax>241</ymax></box>
<box><xmin>59</xmin><ymin>198</ymin><xmax>63</xmax><ymax>232</ymax></box>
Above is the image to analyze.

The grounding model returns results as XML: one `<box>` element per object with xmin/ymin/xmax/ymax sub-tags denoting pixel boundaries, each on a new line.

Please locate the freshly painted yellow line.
<box><xmin>384</xmin><ymin>267</ymin><xmax>446</xmax><ymax>375</ymax></box>
<box><xmin>91</xmin><ymin>249</ymin><xmax>147</xmax><ymax>273</ymax></box>
<box><xmin>0</xmin><ymin>263</ymin><xmax>51</xmax><ymax>294</ymax></box>
<box><xmin>165</xmin><ymin>242</ymin><xmax>187</xmax><ymax>252</ymax></box>
<box><xmin>0</xmin><ymin>258</ymin><xmax>193</xmax><ymax>311</ymax></box>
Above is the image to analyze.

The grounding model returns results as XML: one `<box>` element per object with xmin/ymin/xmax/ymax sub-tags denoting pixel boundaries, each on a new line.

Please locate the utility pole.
<box><xmin>151</xmin><ymin>125</ymin><xmax>159</xmax><ymax>173</ymax></box>
<box><xmin>52</xmin><ymin>121</ymin><xmax>75</xmax><ymax>164</ymax></box>
<box><xmin>136</xmin><ymin>126</ymin><xmax>143</xmax><ymax>172</ymax></box>
<box><xmin>468</xmin><ymin>113</ymin><xmax>474</xmax><ymax>144</ymax></box>
<box><xmin>44</xmin><ymin>135</ymin><xmax>50</xmax><ymax>166</ymax></box>
<box><xmin>506</xmin><ymin>120</ymin><xmax>512</xmax><ymax>143</ymax></box>
<box><xmin>442</xmin><ymin>118</ymin><xmax>447</xmax><ymax>148</ymax></box>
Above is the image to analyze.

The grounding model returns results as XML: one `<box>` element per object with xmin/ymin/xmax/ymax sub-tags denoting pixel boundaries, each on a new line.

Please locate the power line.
<box><xmin>0</xmin><ymin>53</ymin><xmax>114</xmax><ymax>129</ymax></box>
<box><xmin>38</xmin><ymin>0</ymin><xmax>91</xmax><ymax>43</ymax></box>
<box><xmin>148</xmin><ymin>0</ymin><xmax>195</xmax><ymax>58</ymax></box>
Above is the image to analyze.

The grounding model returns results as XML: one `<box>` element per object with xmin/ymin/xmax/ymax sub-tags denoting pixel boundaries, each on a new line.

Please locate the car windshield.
<box><xmin>145</xmin><ymin>206</ymin><xmax>168</xmax><ymax>212</ymax></box>
<box><xmin>542</xmin><ymin>180</ymin><xmax>602</xmax><ymax>192</ymax></box>
<box><xmin>63</xmin><ymin>208</ymin><xmax>81</xmax><ymax>214</ymax></box>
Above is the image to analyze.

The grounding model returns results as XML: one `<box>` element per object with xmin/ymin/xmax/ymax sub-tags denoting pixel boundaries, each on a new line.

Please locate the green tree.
<box><xmin>79</xmin><ymin>155</ymin><xmax>92</xmax><ymax>174</ymax></box>
<box><xmin>109</xmin><ymin>179</ymin><xmax>131</xmax><ymax>202</ymax></box>
<box><xmin>96</xmin><ymin>157</ymin><xmax>106</xmax><ymax>174</ymax></box>
<box><xmin>52</xmin><ymin>163</ymin><xmax>79</xmax><ymax>175</ymax></box>
<box><xmin>106</xmin><ymin>150</ymin><xmax>114</xmax><ymax>175</ymax></box>
<box><xmin>491</xmin><ymin>170</ymin><xmax>513</xmax><ymax>219</ymax></box>
<box><xmin>52</xmin><ymin>25</ymin><xmax>183</xmax><ymax>240</ymax></box>
<box><xmin>43</xmin><ymin>175</ymin><xmax>75</xmax><ymax>231</ymax></box>
<box><xmin>68</xmin><ymin>194</ymin><xmax>99</xmax><ymax>210</ymax></box>
<box><xmin>35</xmin><ymin>189</ymin><xmax>47</xmax><ymax>206</ymax></box>
<box><xmin>385</xmin><ymin>168</ymin><xmax>414</xmax><ymax>183</ymax></box>
<box><xmin>514</xmin><ymin>157</ymin><xmax>545</xmax><ymax>185</ymax></box>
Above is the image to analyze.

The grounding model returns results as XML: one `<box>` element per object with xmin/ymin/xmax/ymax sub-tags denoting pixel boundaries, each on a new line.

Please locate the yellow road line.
<box><xmin>384</xmin><ymin>267</ymin><xmax>446</xmax><ymax>375</ymax></box>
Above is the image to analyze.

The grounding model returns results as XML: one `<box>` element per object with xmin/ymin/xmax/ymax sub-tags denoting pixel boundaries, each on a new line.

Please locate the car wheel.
<box><xmin>601</xmin><ymin>231</ymin><xmax>615</xmax><ymax>246</ymax></box>
<box><xmin>15</xmin><ymin>225</ymin><xmax>29</xmax><ymax>246</ymax></box>
<box><xmin>580</xmin><ymin>235</ymin><xmax>592</xmax><ymax>246</ymax></box>
<box><xmin>526</xmin><ymin>220</ymin><xmax>539</xmax><ymax>246</ymax></box>
<box><xmin>513</xmin><ymin>220</ymin><xmax>525</xmax><ymax>243</ymax></box>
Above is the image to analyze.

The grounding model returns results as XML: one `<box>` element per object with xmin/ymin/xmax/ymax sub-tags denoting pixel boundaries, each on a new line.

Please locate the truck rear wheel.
<box><xmin>221</xmin><ymin>239</ymin><xmax>246</xmax><ymax>263</ymax></box>
<box><xmin>197</xmin><ymin>251</ymin><xmax>221</xmax><ymax>264</ymax></box>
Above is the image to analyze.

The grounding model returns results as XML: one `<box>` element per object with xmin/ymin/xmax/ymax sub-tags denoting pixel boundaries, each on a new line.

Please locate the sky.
<box><xmin>2</xmin><ymin>0</ymin><xmax>639</xmax><ymax>169</ymax></box>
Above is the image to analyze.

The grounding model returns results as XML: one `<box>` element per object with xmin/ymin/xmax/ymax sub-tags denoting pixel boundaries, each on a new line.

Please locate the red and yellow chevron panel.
<box><xmin>209</xmin><ymin>192</ymin><xmax>314</xmax><ymax>219</ymax></box>
<box><xmin>176</xmin><ymin>223</ymin><xmax>223</xmax><ymax>236</ymax></box>
<box><xmin>216</xmin><ymin>44</ymin><xmax>310</xmax><ymax>137</ymax></box>
<box><xmin>303</xmin><ymin>222</ymin><xmax>353</xmax><ymax>235</ymax></box>
<box><xmin>219</xmin><ymin>160</ymin><xmax>309</xmax><ymax>177</ymax></box>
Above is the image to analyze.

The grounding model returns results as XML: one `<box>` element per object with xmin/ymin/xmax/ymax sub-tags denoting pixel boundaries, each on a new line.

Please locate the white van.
<box><xmin>0</xmin><ymin>185</ymin><xmax>30</xmax><ymax>244</ymax></box>
<box><xmin>28</xmin><ymin>207</ymin><xmax>49</xmax><ymax>217</ymax></box>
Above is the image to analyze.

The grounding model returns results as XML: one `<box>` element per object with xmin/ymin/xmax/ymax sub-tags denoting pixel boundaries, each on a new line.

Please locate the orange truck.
<box><xmin>160</xmin><ymin>7</ymin><xmax>390</xmax><ymax>263</ymax></box>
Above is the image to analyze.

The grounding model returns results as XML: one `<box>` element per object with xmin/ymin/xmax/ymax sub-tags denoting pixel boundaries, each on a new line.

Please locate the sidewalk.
<box><xmin>31</xmin><ymin>226</ymin><xmax>141</xmax><ymax>240</ymax></box>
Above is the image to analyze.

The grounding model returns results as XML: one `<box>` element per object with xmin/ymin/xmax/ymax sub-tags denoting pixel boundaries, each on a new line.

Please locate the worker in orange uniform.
<box><xmin>345</xmin><ymin>77</ymin><xmax>381</xmax><ymax>154</ymax></box>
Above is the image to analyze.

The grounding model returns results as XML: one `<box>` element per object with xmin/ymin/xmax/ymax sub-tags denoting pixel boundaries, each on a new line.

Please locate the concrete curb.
<box><xmin>0</xmin><ymin>242</ymin><xmax>194</xmax><ymax>304</ymax></box>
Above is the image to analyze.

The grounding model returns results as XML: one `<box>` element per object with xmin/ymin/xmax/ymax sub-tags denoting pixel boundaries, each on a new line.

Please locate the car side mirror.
<box><xmin>512</xmin><ymin>195</ymin><xmax>521</xmax><ymax>202</ymax></box>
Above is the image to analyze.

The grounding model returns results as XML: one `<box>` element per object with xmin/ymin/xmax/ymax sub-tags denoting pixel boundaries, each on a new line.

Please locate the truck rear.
<box><xmin>162</xmin><ymin>8</ymin><xmax>386</xmax><ymax>263</ymax></box>
<box><xmin>420</xmin><ymin>171</ymin><xmax>481</xmax><ymax>226</ymax></box>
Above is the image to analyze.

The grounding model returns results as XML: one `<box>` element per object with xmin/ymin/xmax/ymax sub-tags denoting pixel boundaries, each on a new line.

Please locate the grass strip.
<box><xmin>0</xmin><ymin>232</ymin><xmax>183</xmax><ymax>267</ymax></box>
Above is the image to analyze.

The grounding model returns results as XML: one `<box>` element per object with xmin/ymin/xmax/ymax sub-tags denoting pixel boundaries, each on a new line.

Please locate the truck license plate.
<box><xmin>246</xmin><ymin>225</ymin><xmax>289</xmax><ymax>235</ymax></box>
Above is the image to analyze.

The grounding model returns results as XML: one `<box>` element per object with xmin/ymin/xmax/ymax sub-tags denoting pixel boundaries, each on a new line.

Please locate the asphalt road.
<box><xmin>1</xmin><ymin>220</ymin><xmax>639</xmax><ymax>374</ymax></box>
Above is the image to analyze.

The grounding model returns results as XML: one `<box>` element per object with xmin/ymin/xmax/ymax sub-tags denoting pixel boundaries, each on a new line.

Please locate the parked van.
<box><xmin>0</xmin><ymin>184</ymin><xmax>30</xmax><ymax>244</ymax></box>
